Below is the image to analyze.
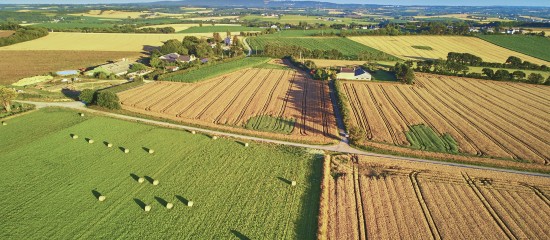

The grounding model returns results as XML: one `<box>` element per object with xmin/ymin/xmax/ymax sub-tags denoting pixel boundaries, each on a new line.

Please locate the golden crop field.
<box><xmin>340</xmin><ymin>73</ymin><xmax>550</xmax><ymax>165</ymax></box>
<box><xmin>118</xmin><ymin>68</ymin><xmax>338</xmax><ymax>143</ymax></box>
<box><xmin>349</xmin><ymin>36</ymin><xmax>549</xmax><ymax>65</ymax></box>
<box><xmin>324</xmin><ymin>154</ymin><xmax>550</xmax><ymax>239</ymax></box>
<box><xmin>70</xmin><ymin>10</ymin><xmax>151</xmax><ymax>19</ymax></box>
<box><xmin>0</xmin><ymin>32</ymin><xmax>242</xmax><ymax>52</ymax></box>
<box><xmin>0</xmin><ymin>50</ymin><xmax>141</xmax><ymax>85</ymax></box>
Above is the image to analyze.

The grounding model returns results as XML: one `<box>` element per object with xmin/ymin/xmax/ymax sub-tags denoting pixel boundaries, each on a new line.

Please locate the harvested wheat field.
<box><xmin>118</xmin><ymin>68</ymin><xmax>338</xmax><ymax>143</ymax></box>
<box><xmin>349</xmin><ymin>36</ymin><xmax>549</xmax><ymax>65</ymax></box>
<box><xmin>323</xmin><ymin>154</ymin><xmax>550</xmax><ymax>240</ymax></box>
<box><xmin>340</xmin><ymin>73</ymin><xmax>550</xmax><ymax>165</ymax></box>
<box><xmin>0</xmin><ymin>50</ymin><xmax>142</xmax><ymax>85</ymax></box>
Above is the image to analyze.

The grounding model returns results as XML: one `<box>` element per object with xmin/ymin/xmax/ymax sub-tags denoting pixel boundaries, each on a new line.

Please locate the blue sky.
<box><xmin>2</xmin><ymin>0</ymin><xmax>549</xmax><ymax>7</ymax></box>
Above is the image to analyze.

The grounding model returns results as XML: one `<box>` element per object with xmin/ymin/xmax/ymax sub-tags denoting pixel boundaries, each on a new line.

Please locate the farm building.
<box><xmin>159</xmin><ymin>53</ymin><xmax>197</xmax><ymax>63</ymax></box>
<box><xmin>165</xmin><ymin>66</ymin><xmax>180</xmax><ymax>72</ymax></box>
<box><xmin>56</xmin><ymin>70</ymin><xmax>79</xmax><ymax>76</ymax></box>
<box><xmin>85</xmin><ymin>59</ymin><xmax>132</xmax><ymax>76</ymax></box>
<box><xmin>337</xmin><ymin>67</ymin><xmax>372</xmax><ymax>80</ymax></box>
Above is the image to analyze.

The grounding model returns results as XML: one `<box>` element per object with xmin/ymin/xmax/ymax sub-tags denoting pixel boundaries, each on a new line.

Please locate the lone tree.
<box><xmin>96</xmin><ymin>91</ymin><xmax>121</xmax><ymax>110</ymax></box>
<box><xmin>0</xmin><ymin>86</ymin><xmax>17</xmax><ymax>112</ymax></box>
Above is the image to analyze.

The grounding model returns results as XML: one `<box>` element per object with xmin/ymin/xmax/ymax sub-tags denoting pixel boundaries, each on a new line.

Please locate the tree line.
<box><xmin>0</xmin><ymin>24</ymin><xmax>48</xmax><ymax>47</ymax></box>
<box><xmin>261</xmin><ymin>42</ymin><xmax>396</xmax><ymax>61</ymax></box>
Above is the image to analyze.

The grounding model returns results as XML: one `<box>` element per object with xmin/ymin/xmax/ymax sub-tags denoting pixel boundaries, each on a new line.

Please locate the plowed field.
<box><xmin>340</xmin><ymin>73</ymin><xmax>550</xmax><ymax>165</ymax></box>
<box><xmin>118</xmin><ymin>68</ymin><xmax>337</xmax><ymax>143</ymax></box>
<box><xmin>325</xmin><ymin>155</ymin><xmax>550</xmax><ymax>239</ymax></box>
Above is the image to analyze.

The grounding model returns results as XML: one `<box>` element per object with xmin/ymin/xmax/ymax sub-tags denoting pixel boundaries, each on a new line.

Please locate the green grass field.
<box><xmin>241</xmin><ymin>14</ymin><xmax>375</xmax><ymax>25</ymax></box>
<box><xmin>248</xmin><ymin>37</ymin><xmax>390</xmax><ymax>59</ymax></box>
<box><xmin>162</xmin><ymin>57</ymin><xmax>270</xmax><ymax>82</ymax></box>
<box><xmin>0</xmin><ymin>108</ymin><xmax>321</xmax><ymax>239</ymax></box>
<box><xmin>478</xmin><ymin>35</ymin><xmax>550</xmax><ymax>62</ymax></box>
<box><xmin>245</xmin><ymin>115</ymin><xmax>295</xmax><ymax>134</ymax></box>
<box><xmin>263</xmin><ymin>29</ymin><xmax>370</xmax><ymax>37</ymax></box>
<box><xmin>178</xmin><ymin>25</ymin><xmax>262</xmax><ymax>33</ymax></box>
<box><xmin>405</xmin><ymin>124</ymin><xmax>458</xmax><ymax>153</ymax></box>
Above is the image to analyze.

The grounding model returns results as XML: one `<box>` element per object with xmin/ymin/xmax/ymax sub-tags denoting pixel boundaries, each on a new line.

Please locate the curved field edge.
<box><xmin>477</xmin><ymin>35</ymin><xmax>550</xmax><ymax>63</ymax></box>
<box><xmin>332</xmin><ymin>80</ymin><xmax>550</xmax><ymax>174</ymax></box>
<box><xmin>0</xmin><ymin>107</ymin><xmax>322</xmax><ymax>239</ymax></box>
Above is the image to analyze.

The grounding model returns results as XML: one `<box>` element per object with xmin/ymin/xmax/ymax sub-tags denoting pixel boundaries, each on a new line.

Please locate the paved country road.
<box><xmin>17</xmin><ymin>100</ymin><xmax>550</xmax><ymax>178</ymax></box>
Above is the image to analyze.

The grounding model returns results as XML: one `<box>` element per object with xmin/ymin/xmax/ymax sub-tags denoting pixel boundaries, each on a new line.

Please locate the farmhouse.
<box><xmin>337</xmin><ymin>67</ymin><xmax>372</xmax><ymax>80</ymax></box>
<box><xmin>85</xmin><ymin>59</ymin><xmax>132</xmax><ymax>76</ymax></box>
<box><xmin>159</xmin><ymin>53</ymin><xmax>197</xmax><ymax>63</ymax></box>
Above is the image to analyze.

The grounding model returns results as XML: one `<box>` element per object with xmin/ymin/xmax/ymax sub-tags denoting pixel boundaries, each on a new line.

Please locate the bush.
<box><xmin>79</xmin><ymin>89</ymin><xmax>96</xmax><ymax>104</ymax></box>
<box><xmin>96</xmin><ymin>91</ymin><xmax>121</xmax><ymax>110</ymax></box>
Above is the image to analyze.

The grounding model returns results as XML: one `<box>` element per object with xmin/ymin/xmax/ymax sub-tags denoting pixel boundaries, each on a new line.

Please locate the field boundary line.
<box><xmin>352</xmin><ymin>156</ymin><xmax>368</xmax><ymax>240</ymax></box>
<box><xmin>409</xmin><ymin>171</ymin><xmax>442</xmax><ymax>240</ymax></box>
<box><xmin>462</xmin><ymin>173</ymin><xmax>518</xmax><ymax>240</ymax></box>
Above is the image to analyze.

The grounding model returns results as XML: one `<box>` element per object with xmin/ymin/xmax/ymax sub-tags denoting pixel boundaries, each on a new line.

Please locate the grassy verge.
<box><xmin>0</xmin><ymin>102</ymin><xmax>35</xmax><ymax>119</ymax></box>
<box><xmin>162</xmin><ymin>57</ymin><xmax>270</xmax><ymax>83</ymax></box>
<box><xmin>411</xmin><ymin>45</ymin><xmax>433</xmax><ymax>50</ymax></box>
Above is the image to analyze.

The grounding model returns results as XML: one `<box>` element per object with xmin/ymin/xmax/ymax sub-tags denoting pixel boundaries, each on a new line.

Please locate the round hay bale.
<box><xmin>212</xmin><ymin>136</ymin><xmax>218</xmax><ymax>140</ymax></box>
<box><xmin>79</xmin><ymin>113</ymin><xmax>84</xmax><ymax>117</ymax></box>
<box><xmin>166</xmin><ymin>202</ymin><xmax>174</xmax><ymax>209</ymax></box>
<box><xmin>291</xmin><ymin>181</ymin><xmax>297</xmax><ymax>186</ymax></box>
<box><xmin>124</xmin><ymin>148</ymin><xmax>130</xmax><ymax>153</ymax></box>
<box><xmin>244</xmin><ymin>143</ymin><xmax>249</xmax><ymax>147</ymax></box>
<box><xmin>148</xmin><ymin>149</ymin><xmax>155</xmax><ymax>154</ymax></box>
<box><xmin>2</xmin><ymin>122</ymin><xmax>7</xmax><ymax>126</ymax></box>
<box><xmin>72</xmin><ymin>135</ymin><xmax>78</xmax><ymax>139</ymax></box>
<box><xmin>144</xmin><ymin>205</ymin><xmax>152</xmax><ymax>212</ymax></box>
<box><xmin>98</xmin><ymin>195</ymin><xmax>106</xmax><ymax>202</ymax></box>
<box><xmin>153</xmin><ymin>180</ymin><xmax>159</xmax><ymax>186</ymax></box>
<box><xmin>187</xmin><ymin>201</ymin><xmax>194</xmax><ymax>207</ymax></box>
<box><xmin>88</xmin><ymin>139</ymin><xmax>94</xmax><ymax>144</ymax></box>
<box><xmin>138</xmin><ymin>177</ymin><xmax>145</xmax><ymax>183</ymax></box>
<box><xmin>191</xmin><ymin>130</ymin><xmax>196</xmax><ymax>134</ymax></box>
<box><xmin>107</xmin><ymin>143</ymin><xmax>113</xmax><ymax>148</ymax></box>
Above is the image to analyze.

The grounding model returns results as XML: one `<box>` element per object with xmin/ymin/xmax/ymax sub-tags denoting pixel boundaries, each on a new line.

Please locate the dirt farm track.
<box><xmin>118</xmin><ymin>68</ymin><xmax>338</xmax><ymax>143</ymax></box>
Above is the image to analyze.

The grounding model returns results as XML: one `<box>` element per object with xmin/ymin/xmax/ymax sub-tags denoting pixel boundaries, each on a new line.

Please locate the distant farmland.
<box><xmin>349</xmin><ymin>36</ymin><xmax>549</xmax><ymax>65</ymax></box>
<box><xmin>179</xmin><ymin>25</ymin><xmax>262</xmax><ymax>33</ymax></box>
<box><xmin>118</xmin><ymin>66</ymin><xmax>338</xmax><ymax>143</ymax></box>
<box><xmin>0</xmin><ymin>108</ymin><xmax>321</xmax><ymax>239</ymax></box>
<box><xmin>325</xmin><ymin>154</ymin><xmax>550</xmax><ymax>239</ymax></box>
<box><xmin>478</xmin><ymin>35</ymin><xmax>550</xmax><ymax>62</ymax></box>
<box><xmin>0</xmin><ymin>50</ymin><xmax>141</xmax><ymax>85</ymax></box>
<box><xmin>340</xmin><ymin>73</ymin><xmax>550</xmax><ymax>167</ymax></box>
<box><xmin>248</xmin><ymin>37</ymin><xmax>392</xmax><ymax>59</ymax></box>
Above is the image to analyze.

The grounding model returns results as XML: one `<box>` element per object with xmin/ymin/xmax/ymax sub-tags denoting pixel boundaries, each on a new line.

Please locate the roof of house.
<box><xmin>340</xmin><ymin>67</ymin><xmax>355</xmax><ymax>73</ymax></box>
<box><xmin>355</xmin><ymin>68</ymin><xmax>370</xmax><ymax>76</ymax></box>
<box><xmin>178</xmin><ymin>55</ymin><xmax>194</xmax><ymax>62</ymax></box>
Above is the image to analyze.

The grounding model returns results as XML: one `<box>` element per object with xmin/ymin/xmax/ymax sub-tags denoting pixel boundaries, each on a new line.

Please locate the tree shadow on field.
<box><xmin>61</xmin><ymin>88</ymin><xmax>80</xmax><ymax>100</ymax></box>
<box><xmin>134</xmin><ymin>198</ymin><xmax>147</xmax><ymax>210</ymax></box>
<box><xmin>175</xmin><ymin>195</ymin><xmax>190</xmax><ymax>205</ymax></box>
<box><xmin>155</xmin><ymin>196</ymin><xmax>169</xmax><ymax>207</ymax></box>
<box><xmin>230</xmin><ymin>230</ymin><xmax>251</xmax><ymax>240</ymax></box>
<box><xmin>277</xmin><ymin>177</ymin><xmax>292</xmax><ymax>185</ymax></box>
<box><xmin>91</xmin><ymin>189</ymin><xmax>102</xmax><ymax>200</ymax></box>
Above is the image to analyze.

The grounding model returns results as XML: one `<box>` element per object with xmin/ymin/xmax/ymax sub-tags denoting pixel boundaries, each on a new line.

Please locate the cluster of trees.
<box><xmin>54</xmin><ymin>25</ymin><xmax>175</xmax><ymax>34</ymax></box>
<box><xmin>262</xmin><ymin>42</ymin><xmax>395</xmax><ymax>61</ymax></box>
<box><xmin>0</xmin><ymin>24</ymin><xmax>48</xmax><ymax>47</ymax></box>
<box><xmin>79</xmin><ymin>89</ymin><xmax>121</xmax><ymax>110</ymax></box>
<box><xmin>446</xmin><ymin>52</ymin><xmax>549</xmax><ymax>71</ymax></box>
<box><xmin>415</xmin><ymin>56</ymin><xmax>550</xmax><ymax>85</ymax></box>
<box><xmin>0</xmin><ymin>86</ymin><xmax>17</xmax><ymax>112</ymax></box>
<box><xmin>392</xmin><ymin>63</ymin><xmax>415</xmax><ymax>84</ymax></box>
<box><xmin>287</xmin><ymin>56</ymin><xmax>336</xmax><ymax>80</ymax></box>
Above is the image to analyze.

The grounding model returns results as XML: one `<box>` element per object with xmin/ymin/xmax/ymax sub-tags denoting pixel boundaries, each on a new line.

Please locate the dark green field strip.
<box><xmin>178</xmin><ymin>26</ymin><xmax>262</xmax><ymax>33</ymax></box>
<box><xmin>245</xmin><ymin>115</ymin><xmax>295</xmax><ymax>134</ymax></box>
<box><xmin>0</xmin><ymin>108</ymin><xmax>320</xmax><ymax>239</ymax></box>
<box><xmin>478</xmin><ymin>35</ymin><xmax>550</xmax><ymax>62</ymax></box>
<box><xmin>162</xmin><ymin>57</ymin><xmax>270</xmax><ymax>83</ymax></box>
<box><xmin>406</xmin><ymin>124</ymin><xmax>459</xmax><ymax>154</ymax></box>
